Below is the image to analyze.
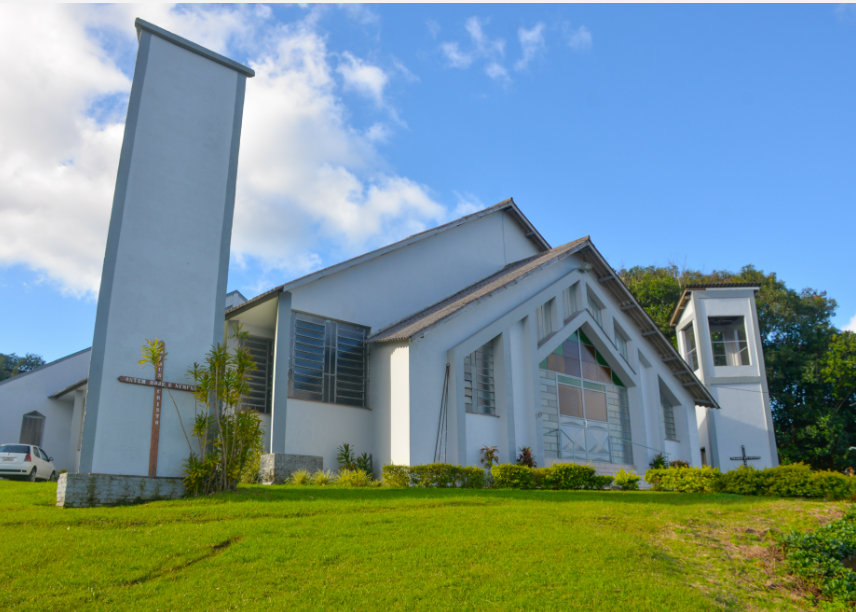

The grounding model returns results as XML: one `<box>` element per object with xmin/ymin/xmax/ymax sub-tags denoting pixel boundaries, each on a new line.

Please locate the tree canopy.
<box><xmin>618</xmin><ymin>264</ymin><xmax>856</xmax><ymax>471</ymax></box>
<box><xmin>0</xmin><ymin>353</ymin><xmax>46</xmax><ymax>382</ymax></box>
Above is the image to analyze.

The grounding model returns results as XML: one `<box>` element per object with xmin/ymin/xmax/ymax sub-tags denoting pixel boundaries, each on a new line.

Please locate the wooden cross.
<box><xmin>118</xmin><ymin>342</ymin><xmax>196</xmax><ymax>477</ymax></box>
<box><xmin>730</xmin><ymin>445</ymin><xmax>761</xmax><ymax>468</ymax></box>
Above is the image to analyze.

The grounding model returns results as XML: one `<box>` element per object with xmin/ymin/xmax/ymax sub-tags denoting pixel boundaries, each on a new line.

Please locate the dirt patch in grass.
<box><xmin>660</xmin><ymin>501</ymin><xmax>847</xmax><ymax>610</ymax></box>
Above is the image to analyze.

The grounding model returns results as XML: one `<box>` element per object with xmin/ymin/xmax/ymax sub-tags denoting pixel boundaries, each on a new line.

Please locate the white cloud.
<box><xmin>564</xmin><ymin>24</ymin><xmax>593</xmax><ymax>52</ymax></box>
<box><xmin>844</xmin><ymin>312</ymin><xmax>856</xmax><ymax>332</ymax></box>
<box><xmin>452</xmin><ymin>191</ymin><xmax>486</xmax><ymax>217</ymax></box>
<box><xmin>515</xmin><ymin>23</ymin><xmax>545</xmax><ymax>71</ymax></box>
<box><xmin>440</xmin><ymin>41</ymin><xmax>473</xmax><ymax>69</ymax></box>
<box><xmin>440</xmin><ymin>16</ymin><xmax>509</xmax><ymax>83</ymax></box>
<box><xmin>336</xmin><ymin>51</ymin><xmax>389</xmax><ymax>107</ymax></box>
<box><xmin>0</xmin><ymin>5</ymin><xmax>448</xmax><ymax>296</ymax></box>
<box><xmin>485</xmin><ymin>62</ymin><xmax>510</xmax><ymax>85</ymax></box>
<box><xmin>426</xmin><ymin>19</ymin><xmax>440</xmax><ymax>40</ymax></box>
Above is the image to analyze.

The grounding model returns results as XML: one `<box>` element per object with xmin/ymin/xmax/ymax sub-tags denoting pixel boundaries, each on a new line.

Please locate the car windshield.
<box><xmin>0</xmin><ymin>444</ymin><xmax>30</xmax><ymax>454</ymax></box>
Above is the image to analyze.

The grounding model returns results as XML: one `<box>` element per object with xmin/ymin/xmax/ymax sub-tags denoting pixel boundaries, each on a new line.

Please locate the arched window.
<box><xmin>20</xmin><ymin>411</ymin><xmax>46</xmax><ymax>446</ymax></box>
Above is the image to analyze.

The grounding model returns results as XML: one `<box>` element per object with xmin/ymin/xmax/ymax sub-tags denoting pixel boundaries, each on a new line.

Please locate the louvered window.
<box><xmin>19</xmin><ymin>411</ymin><xmax>45</xmax><ymax>446</ymax></box>
<box><xmin>290</xmin><ymin>313</ymin><xmax>368</xmax><ymax>408</ymax></box>
<box><xmin>464</xmin><ymin>340</ymin><xmax>496</xmax><ymax>415</ymax></box>
<box><xmin>242</xmin><ymin>336</ymin><xmax>273</xmax><ymax>414</ymax></box>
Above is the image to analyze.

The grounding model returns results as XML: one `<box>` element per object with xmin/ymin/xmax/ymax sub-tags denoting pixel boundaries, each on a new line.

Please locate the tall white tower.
<box><xmin>671</xmin><ymin>283</ymin><xmax>779</xmax><ymax>470</ymax></box>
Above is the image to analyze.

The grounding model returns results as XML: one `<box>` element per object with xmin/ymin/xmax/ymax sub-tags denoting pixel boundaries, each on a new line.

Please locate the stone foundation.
<box><xmin>56</xmin><ymin>473</ymin><xmax>185</xmax><ymax>508</ymax></box>
<box><xmin>260</xmin><ymin>453</ymin><xmax>323</xmax><ymax>484</ymax></box>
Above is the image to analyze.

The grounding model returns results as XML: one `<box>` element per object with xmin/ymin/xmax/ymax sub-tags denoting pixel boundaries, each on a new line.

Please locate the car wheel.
<box><xmin>50</xmin><ymin>471</ymin><xmax>58</xmax><ymax>482</ymax></box>
<box><xmin>27</xmin><ymin>468</ymin><xmax>37</xmax><ymax>482</ymax></box>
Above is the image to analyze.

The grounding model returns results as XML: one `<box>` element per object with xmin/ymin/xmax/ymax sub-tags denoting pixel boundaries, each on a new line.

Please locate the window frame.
<box><xmin>241</xmin><ymin>334</ymin><xmax>274</xmax><ymax>414</ymax></box>
<box><xmin>682</xmin><ymin>323</ymin><xmax>699</xmax><ymax>371</ymax></box>
<box><xmin>613</xmin><ymin>323</ymin><xmax>629</xmax><ymax>362</ymax></box>
<box><xmin>708</xmin><ymin>315</ymin><xmax>751</xmax><ymax>367</ymax></box>
<box><xmin>464</xmin><ymin>338</ymin><xmax>497</xmax><ymax>416</ymax></box>
<box><xmin>19</xmin><ymin>412</ymin><xmax>45</xmax><ymax>447</ymax></box>
<box><xmin>587</xmin><ymin>289</ymin><xmax>605</xmax><ymax>329</ymax></box>
<box><xmin>536</xmin><ymin>299</ymin><xmax>556</xmax><ymax>343</ymax></box>
<box><xmin>562</xmin><ymin>282</ymin><xmax>580</xmax><ymax>323</ymax></box>
<box><xmin>288</xmin><ymin>312</ymin><xmax>370</xmax><ymax>408</ymax></box>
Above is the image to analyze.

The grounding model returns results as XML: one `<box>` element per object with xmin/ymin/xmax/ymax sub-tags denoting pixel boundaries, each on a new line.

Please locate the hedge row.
<box><xmin>382</xmin><ymin>463</ymin><xmax>486</xmax><ymax>488</ymax></box>
<box><xmin>491</xmin><ymin>463</ymin><xmax>615</xmax><ymax>490</ymax></box>
<box><xmin>646</xmin><ymin>463</ymin><xmax>854</xmax><ymax>499</ymax></box>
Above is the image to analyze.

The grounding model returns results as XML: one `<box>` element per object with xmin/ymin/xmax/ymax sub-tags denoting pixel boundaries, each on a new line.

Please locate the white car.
<box><xmin>0</xmin><ymin>444</ymin><xmax>58</xmax><ymax>482</ymax></box>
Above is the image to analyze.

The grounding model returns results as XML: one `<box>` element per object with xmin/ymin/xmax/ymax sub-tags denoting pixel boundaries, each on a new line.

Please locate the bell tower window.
<box><xmin>708</xmin><ymin>316</ymin><xmax>750</xmax><ymax>366</ymax></box>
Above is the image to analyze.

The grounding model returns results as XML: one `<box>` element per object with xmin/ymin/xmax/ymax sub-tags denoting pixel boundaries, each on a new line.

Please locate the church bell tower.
<box><xmin>670</xmin><ymin>283</ymin><xmax>778</xmax><ymax>470</ymax></box>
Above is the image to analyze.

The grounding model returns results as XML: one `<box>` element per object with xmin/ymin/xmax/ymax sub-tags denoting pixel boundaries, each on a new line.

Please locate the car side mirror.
<box><xmin>49</xmin><ymin>457</ymin><xmax>53</xmax><ymax>462</ymax></box>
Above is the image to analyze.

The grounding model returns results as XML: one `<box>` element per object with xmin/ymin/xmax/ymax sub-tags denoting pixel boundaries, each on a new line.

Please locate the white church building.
<box><xmin>2</xmin><ymin>198</ymin><xmax>779</xmax><ymax>478</ymax></box>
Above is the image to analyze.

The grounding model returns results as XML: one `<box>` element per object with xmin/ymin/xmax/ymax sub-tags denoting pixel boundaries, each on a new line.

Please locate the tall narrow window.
<box><xmin>242</xmin><ymin>336</ymin><xmax>273</xmax><ymax>414</ymax></box>
<box><xmin>290</xmin><ymin>313</ymin><xmax>368</xmax><ymax>407</ymax></box>
<box><xmin>708</xmin><ymin>316</ymin><xmax>750</xmax><ymax>367</ymax></box>
<box><xmin>682</xmin><ymin>324</ymin><xmax>699</xmax><ymax>371</ymax></box>
<box><xmin>19</xmin><ymin>412</ymin><xmax>45</xmax><ymax>446</ymax></box>
<box><xmin>464</xmin><ymin>340</ymin><xmax>496</xmax><ymax>415</ymax></box>
<box><xmin>588</xmin><ymin>293</ymin><xmax>603</xmax><ymax>328</ymax></box>
<box><xmin>562</xmin><ymin>282</ymin><xmax>580</xmax><ymax>321</ymax></box>
<box><xmin>658</xmin><ymin>382</ymin><xmax>678</xmax><ymax>442</ymax></box>
<box><xmin>536</xmin><ymin>299</ymin><xmax>555</xmax><ymax>342</ymax></box>
<box><xmin>614</xmin><ymin>325</ymin><xmax>628</xmax><ymax>362</ymax></box>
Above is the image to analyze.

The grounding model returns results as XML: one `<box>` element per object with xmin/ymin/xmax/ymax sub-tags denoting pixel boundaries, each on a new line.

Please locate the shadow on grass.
<box><xmin>213</xmin><ymin>485</ymin><xmax>757</xmax><ymax>507</ymax></box>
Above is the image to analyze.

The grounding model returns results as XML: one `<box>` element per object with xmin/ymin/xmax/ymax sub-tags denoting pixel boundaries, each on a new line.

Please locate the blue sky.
<box><xmin>1</xmin><ymin>4</ymin><xmax>854</xmax><ymax>362</ymax></box>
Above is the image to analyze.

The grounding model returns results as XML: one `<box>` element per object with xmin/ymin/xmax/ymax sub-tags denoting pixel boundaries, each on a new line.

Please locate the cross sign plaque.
<box><xmin>730</xmin><ymin>445</ymin><xmax>761</xmax><ymax>468</ymax></box>
<box><xmin>118</xmin><ymin>341</ymin><xmax>196</xmax><ymax>477</ymax></box>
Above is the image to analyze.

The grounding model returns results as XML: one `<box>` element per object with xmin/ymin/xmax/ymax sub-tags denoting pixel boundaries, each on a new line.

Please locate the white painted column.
<box><xmin>269</xmin><ymin>292</ymin><xmax>292</xmax><ymax>453</ymax></box>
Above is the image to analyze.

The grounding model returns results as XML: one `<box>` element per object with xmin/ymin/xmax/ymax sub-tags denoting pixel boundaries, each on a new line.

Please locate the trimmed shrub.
<box><xmin>765</xmin><ymin>463</ymin><xmax>816</xmax><ymax>498</ymax></box>
<box><xmin>459</xmin><ymin>466</ymin><xmax>486</xmax><ymax>489</ymax></box>
<box><xmin>491</xmin><ymin>464</ymin><xmax>535</xmax><ymax>489</ymax></box>
<box><xmin>410</xmin><ymin>463</ymin><xmax>460</xmax><ymax>488</ymax></box>
<box><xmin>719</xmin><ymin>466</ymin><xmax>764</xmax><ymax>495</ymax></box>
<box><xmin>811</xmin><ymin>470</ymin><xmax>853</xmax><ymax>500</ymax></box>
<box><xmin>717</xmin><ymin>463</ymin><xmax>852</xmax><ymax>499</ymax></box>
<box><xmin>381</xmin><ymin>464</ymin><xmax>411</xmax><ymax>488</ymax></box>
<box><xmin>533</xmin><ymin>467</ymin><xmax>552</xmax><ymax>489</ymax></box>
<box><xmin>645</xmin><ymin>466</ymin><xmax>722</xmax><ymax>493</ymax></box>
<box><xmin>614</xmin><ymin>468</ymin><xmax>641</xmax><ymax>491</ymax></box>
<box><xmin>549</xmin><ymin>463</ymin><xmax>600</xmax><ymax>490</ymax></box>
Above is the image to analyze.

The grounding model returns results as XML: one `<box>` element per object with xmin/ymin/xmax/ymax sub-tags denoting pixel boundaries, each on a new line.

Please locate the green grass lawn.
<box><xmin>0</xmin><ymin>481</ymin><xmax>845</xmax><ymax>611</ymax></box>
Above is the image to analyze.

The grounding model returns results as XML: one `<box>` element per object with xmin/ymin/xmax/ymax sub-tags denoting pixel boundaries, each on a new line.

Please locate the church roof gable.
<box><xmin>226</xmin><ymin>198</ymin><xmax>549</xmax><ymax>318</ymax></box>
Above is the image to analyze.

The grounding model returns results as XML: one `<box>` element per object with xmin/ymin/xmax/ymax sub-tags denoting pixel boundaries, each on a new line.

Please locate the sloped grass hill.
<box><xmin>0</xmin><ymin>481</ymin><xmax>847</xmax><ymax>611</ymax></box>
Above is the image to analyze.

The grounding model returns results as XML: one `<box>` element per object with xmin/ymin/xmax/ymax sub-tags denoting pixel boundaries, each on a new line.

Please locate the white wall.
<box><xmin>0</xmin><ymin>349</ymin><xmax>90</xmax><ymax>472</ymax></box>
<box><xmin>289</xmin><ymin>211</ymin><xmax>540</xmax><ymax>333</ymax></box>
<box><xmin>284</xmin><ymin>399</ymin><xmax>374</xmax><ymax>474</ymax></box>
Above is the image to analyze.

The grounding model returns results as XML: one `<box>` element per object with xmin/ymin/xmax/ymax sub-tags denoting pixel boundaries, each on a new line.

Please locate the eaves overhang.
<box><xmin>668</xmin><ymin>283</ymin><xmax>761</xmax><ymax>328</ymax></box>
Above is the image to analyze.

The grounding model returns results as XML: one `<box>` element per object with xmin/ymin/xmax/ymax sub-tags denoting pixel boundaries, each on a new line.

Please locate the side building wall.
<box><xmin>0</xmin><ymin>349</ymin><xmax>91</xmax><ymax>472</ymax></box>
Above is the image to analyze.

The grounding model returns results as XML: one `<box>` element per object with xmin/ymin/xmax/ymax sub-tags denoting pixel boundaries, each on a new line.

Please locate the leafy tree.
<box><xmin>619</xmin><ymin>264</ymin><xmax>855</xmax><ymax>470</ymax></box>
<box><xmin>0</xmin><ymin>353</ymin><xmax>46</xmax><ymax>382</ymax></box>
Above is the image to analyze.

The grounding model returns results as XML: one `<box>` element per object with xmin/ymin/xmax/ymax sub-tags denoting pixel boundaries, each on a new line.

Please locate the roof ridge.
<box><xmin>226</xmin><ymin>197</ymin><xmax>549</xmax><ymax>317</ymax></box>
<box><xmin>367</xmin><ymin>236</ymin><xmax>591</xmax><ymax>342</ymax></box>
<box><xmin>0</xmin><ymin>347</ymin><xmax>91</xmax><ymax>389</ymax></box>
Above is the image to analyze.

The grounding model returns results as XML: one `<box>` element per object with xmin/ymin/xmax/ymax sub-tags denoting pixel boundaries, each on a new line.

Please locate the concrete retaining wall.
<box><xmin>260</xmin><ymin>453</ymin><xmax>323</xmax><ymax>484</ymax></box>
<box><xmin>56</xmin><ymin>473</ymin><xmax>185</xmax><ymax>508</ymax></box>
